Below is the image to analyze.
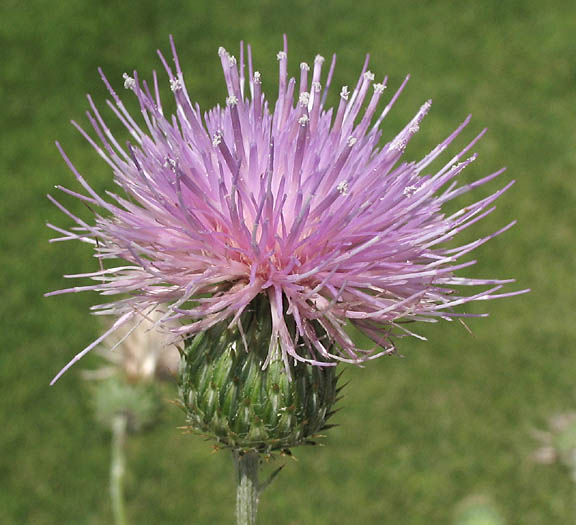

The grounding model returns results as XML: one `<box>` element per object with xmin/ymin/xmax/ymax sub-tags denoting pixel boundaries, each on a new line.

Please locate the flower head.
<box><xmin>532</xmin><ymin>413</ymin><xmax>576</xmax><ymax>477</ymax></box>
<box><xmin>83</xmin><ymin>310</ymin><xmax>180</xmax><ymax>383</ymax></box>
<box><xmin>47</xmin><ymin>36</ymin><xmax>523</xmax><ymax>384</ymax></box>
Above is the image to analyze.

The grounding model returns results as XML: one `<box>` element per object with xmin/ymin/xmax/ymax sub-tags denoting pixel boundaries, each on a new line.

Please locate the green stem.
<box><xmin>234</xmin><ymin>450</ymin><xmax>260</xmax><ymax>525</ymax></box>
<box><xmin>111</xmin><ymin>413</ymin><xmax>128</xmax><ymax>525</ymax></box>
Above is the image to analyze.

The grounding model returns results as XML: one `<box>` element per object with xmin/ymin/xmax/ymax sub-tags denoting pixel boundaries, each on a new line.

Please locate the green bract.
<box><xmin>179</xmin><ymin>297</ymin><xmax>340</xmax><ymax>453</ymax></box>
<box><xmin>93</xmin><ymin>375</ymin><xmax>162</xmax><ymax>432</ymax></box>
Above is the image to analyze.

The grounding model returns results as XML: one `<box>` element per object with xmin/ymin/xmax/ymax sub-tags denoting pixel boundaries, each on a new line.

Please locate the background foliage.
<box><xmin>2</xmin><ymin>0</ymin><xmax>575</xmax><ymax>523</ymax></box>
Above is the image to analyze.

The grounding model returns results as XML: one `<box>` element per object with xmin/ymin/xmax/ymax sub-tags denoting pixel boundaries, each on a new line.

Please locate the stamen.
<box><xmin>298</xmin><ymin>115</ymin><xmax>310</xmax><ymax>126</ymax></box>
<box><xmin>340</xmin><ymin>86</ymin><xmax>350</xmax><ymax>100</ymax></box>
<box><xmin>212</xmin><ymin>132</ymin><xmax>222</xmax><ymax>146</ymax></box>
<box><xmin>122</xmin><ymin>73</ymin><xmax>135</xmax><ymax>90</ymax></box>
<box><xmin>389</xmin><ymin>137</ymin><xmax>406</xmax><ymax>151</ymax></box>
<box><xmin>337</xmin><ymin>181</ymin><xmax>349</xmax><ymax>195</ymax></box>
<box><xmin>403</xmin><ymin>185</ymin><xmax>418</xmax><ymax>197</ymax></box>
<box><xmin>373</xmin><ymin>83</ymin><xmax>385</xmax><ymax>94</ymax></box>
<box><xmin>164</xmin><ymin>157</ymin><xmax>177</xmax><ymax>171</ymax></box>
<box><xmin>170</xmin><ymin>75</ymin><xmax>183</xmax><ymax>92</ymax></box>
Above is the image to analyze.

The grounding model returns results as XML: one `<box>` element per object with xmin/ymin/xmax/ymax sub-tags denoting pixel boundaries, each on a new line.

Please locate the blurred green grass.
<box><xmin>1</xmin><ymin>0</ymin><xmax>575</xmax><ymax>523</ymax></box>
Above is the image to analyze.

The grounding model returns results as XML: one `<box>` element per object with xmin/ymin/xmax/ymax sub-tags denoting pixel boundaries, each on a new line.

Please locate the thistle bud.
<box><xmin>93</xmin><ymin>376</ymin><xmax>162</xmax><ymax>433</ymax></box>
<box><xmin>179</xmin><ymin>297</ymin><xmax>340</xmax><ymax>453</ymax></box>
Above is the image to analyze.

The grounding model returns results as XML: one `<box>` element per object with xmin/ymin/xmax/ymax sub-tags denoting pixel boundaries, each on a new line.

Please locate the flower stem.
<box><xmin>111</xmin><ymin>413</ymin><xmax>128</xmax><ymax>525</ymax></box>
<box><xmin>234</xmin><ymin>450</ymin><xmax>260</xmax><ymax>525</ymax></box>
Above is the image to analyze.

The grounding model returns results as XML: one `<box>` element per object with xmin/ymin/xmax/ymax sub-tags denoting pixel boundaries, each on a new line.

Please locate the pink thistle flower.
<box><xmin>47</xmin><ymin>36</ymin><xmax>525</xmax><ymax>384</ymax></box>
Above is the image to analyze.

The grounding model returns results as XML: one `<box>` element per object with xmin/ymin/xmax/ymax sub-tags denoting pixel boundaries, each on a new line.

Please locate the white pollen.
<box><xmin>456</xmin><ymin>156</ymin><xmax>476</xmax><ymax>171</ymax></box>
<box><xmin>228</xmin><ymin>55</ymin><xmax>237</xmax><ymax>66</ymax></box>
<box><xmin>363</xmin><ymin>71</ymin><xmax>375</xmax><ymax>82</ymax></box>
<box><xmin>277</xmin><ymin>51</ymin><xmax>287</xmax><ymax>61</ymax></box>
<box><xmin>298</xmin><ymin>115</ymin><xmax>310</xmax><ymax>126</ymax></box>
<box><xmin>403</xmin><ymin>185</ymin><xmax>418</xmax><ymax>197</ymax></box>
<box><xmin>299</xmin><ymin>92</ymin><xmax>310</xmax><ymax>107</ymax></box>
<box><xmin>373</xmin><ymin>83</ymin><xmax>385</xmax><ymax>94</ymax></box>
<box><xmin>226</xmin><ymin>95</ymin><xmax>238</xmax><ymax>106</ymax></box>
<box><xmin>340</xmin><ymin>86</ymin><xmax>350</xmax><ymax>100</ymax></box>
<box><xmin>218</xmin><ymin>47</ymin><xmax>227</xmax><ymax>57</ymax></box>
<box><xmin>300</xmin><ymin>62</ymin><xmax>310</xmax><ymax>71</ymax></box>
<box><xmin>315</xmin><ymin>55</ymin><xmax>325</xmax><ymax>64</ymax></box>
<box><xmin>164</xmin><ymin>157</ymin><xmax>177</xmax><ymax>171</ymax></box>
<box><xmin>347</xmin><ymin>136</ymin><xmax>357</xmax><ymax>147</ymax></box>
<box><xmin>311</xmin><ymin>81</ymin><xmax>321</xmax><ymax>92</ymax></box>
<box><xmin>390</xmin><ymin>137</ymin><xmax>406</xmax><ymax>151</ymax></box>
<box><xmin>212</xmin><ymin>133</ymin><xmax>222</xmax><ymax>146</ymax></box>
<box><xmin>408</xmin><ymin>124</ymin><xmax>420</xmax><ymax>134</ymax></box>
<box><xmin>337</xmin><ymin>181</ymin><xmax>349</xmax><ymax>195</ymax></box>
<box><xmin>254</xmin><ymin>71</ymin><xmax>262</xmax><ymax>83</ymax></box>
<box><xmin>170</xmin><ymin>76</ymin><xmax>183</xmax><ymax>92</ymax></box>
<box><xmin>122</xmin><ymin>73</ymin><xmax>135</xmax><ymax>90</ymax></box>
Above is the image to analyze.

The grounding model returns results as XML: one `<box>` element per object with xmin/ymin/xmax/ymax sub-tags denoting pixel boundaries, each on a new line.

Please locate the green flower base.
<box><xmin>179</xmin><ymin>296</ymin><xmax>340</xmax><ymax>453</ymax></box>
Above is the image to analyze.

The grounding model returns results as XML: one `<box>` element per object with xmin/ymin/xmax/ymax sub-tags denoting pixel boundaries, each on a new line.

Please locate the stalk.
<box><xmin>110</xmin><ymin>413</ymin><xmax>128</xmax><ymax>525</ymax></box>
<box><xmin>234</xmin><ymin>450</ymin><xmax>260</xmax><ymax>525</ymax></box>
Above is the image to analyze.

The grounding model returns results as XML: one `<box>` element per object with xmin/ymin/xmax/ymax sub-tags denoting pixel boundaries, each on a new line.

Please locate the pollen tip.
<box><xmin>212</xmin><ymin>132</ymin><xmax>222</xmax><ymax>146</ymax></box>
<box><xmin>298</xmin><ymin>115</ymin><xmax>310</xmax><ymax>126</ymax></box>
<box><xmin>170</xmin><ymin>75</ymin><xmax>183</xmax><ymax>92</ymax></box>
<box><xmin>122</xmin><ymin>73</ymin><xmax>135</xmax><ymax>90</ymax></box>
<box><xmin>336</xmin><ymin>180</ymin><xmax>349</xmax><ymax>195</ymax></box>
<box><xmin>363</xmin><ymin>71</ymin><xmax>375</xmax><ymax>82</ymax></box>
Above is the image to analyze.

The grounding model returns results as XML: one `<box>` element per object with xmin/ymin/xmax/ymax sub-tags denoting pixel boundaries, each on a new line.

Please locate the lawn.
<box><xmin>1</xmin><ymin>0</ymin><xmax>576</xmax><ymax>523</ymax></box>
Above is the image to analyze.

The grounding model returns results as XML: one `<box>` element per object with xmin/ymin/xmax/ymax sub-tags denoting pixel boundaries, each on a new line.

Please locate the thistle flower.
<box><xmin>83</xmin><ymin>310</ymin><xmax>179</xmax><ymax>430</ymax></box>
<box><xmin>84</xmin><ymin>309</ymin><xmax>181</xmax><ymax>383</ymax></box>
<box><xmin>47</xmin><ymin>36</ymin><xmax>523</xmax><ymax>384</ymax></box>
<box><xmin>80</xmin><ymin>311</ymin><xmax>180</xmax><ymax>525</ymax></box>
<box><xmin>533</xmin><ymin>413</ymin><xmax>576</xmax><ymax>477</ymax></box>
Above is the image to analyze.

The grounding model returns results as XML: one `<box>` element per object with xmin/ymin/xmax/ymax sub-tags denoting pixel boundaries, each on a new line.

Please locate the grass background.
<box><xmin>1</xmin><ymin>0</ymin><xmax>575</xmax><ymax>523</ymax></box>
